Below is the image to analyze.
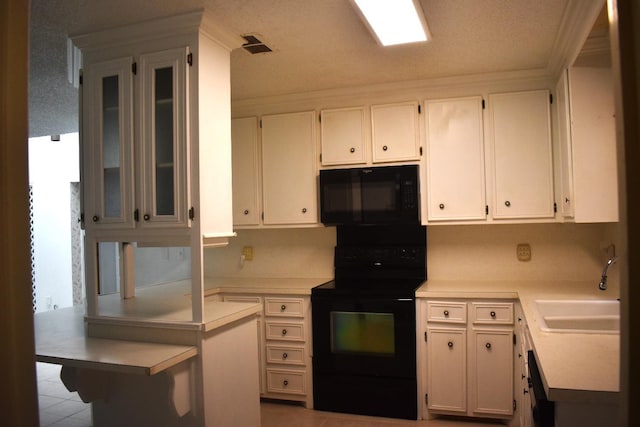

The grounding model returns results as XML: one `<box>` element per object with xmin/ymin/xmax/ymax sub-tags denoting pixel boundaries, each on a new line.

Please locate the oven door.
<box><xmin>311</xmin><ymin>293</ymin><xmax>416</xmax><ymax>379</ymax></box>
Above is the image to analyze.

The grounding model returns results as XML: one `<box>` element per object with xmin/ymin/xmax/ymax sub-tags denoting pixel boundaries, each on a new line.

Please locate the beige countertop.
<box><xmin>204</xmin><ymin>276</ymin><xmax>332</xmax><ymax>296</ymax></box>
<box><xmin>34</xmin><ymin>306</ymin><xmax>198</xmax><ymax>375</ymax></box>
<box><xmin>417</xmin><ymin>279</ymin><xmax>620</xmax><ymax>404</ymax></box>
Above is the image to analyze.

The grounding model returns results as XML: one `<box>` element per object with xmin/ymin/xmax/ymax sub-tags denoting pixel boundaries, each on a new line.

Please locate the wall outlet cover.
<box><xmin>517</xmin><ymin>243</ymin><xmax>531</xmax><ymax>261</ymax></box>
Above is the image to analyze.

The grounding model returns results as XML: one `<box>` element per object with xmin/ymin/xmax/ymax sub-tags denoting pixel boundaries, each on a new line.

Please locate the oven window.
<box><xmin>330</xmin><ymin>311</ymin><xmax>395</xmax><ymax>356</ymax></box>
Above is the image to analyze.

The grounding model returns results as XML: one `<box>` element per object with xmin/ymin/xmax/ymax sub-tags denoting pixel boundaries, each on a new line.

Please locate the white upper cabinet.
<box><xmin>371</xmin><ymin>101</ymin><xmax>421</xmax><ymax>163</ymax></box>
<box><xmin>425</xmin><ymin>97</ymin><xmax>486</xmax><ymax>221</ymax></box>
<box><xmin>562</xmin><ymin>64</ymin><xmax>618</xmax><ymax>223</ymax></box>
<box><xmin>231</xmin><ymin>117</ymin><xmax>261</xmax><ymax>226</ymax></box>
<box><xmin>139</xmin><ymin>48</ymin><xmax>189</xmax><ymax>228</ymax></box>
<box><xmin>488</xmin><ymin>90</ymin><xmax>555</xmax><ymax>220</ymax></box>
<box><xmin>261</xmin><ymin>111</ymin><xmax>318</xmax><ymax>225</ymax></box>
<box><xmin>320</xmin><ymin>107</ymin><xmax>367</xmax><ymax>166</ymax></box>
<box><xmin>83</xmin><ymin>57</ymin><xmax>135</xmax><ymax>229</ymax></box>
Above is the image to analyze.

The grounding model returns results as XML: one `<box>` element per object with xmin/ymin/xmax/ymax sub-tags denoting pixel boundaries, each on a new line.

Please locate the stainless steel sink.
<box><xmin>533</xmin><ymin>299</ymin><xmax>620</xmax><ymax>334</ymax></box>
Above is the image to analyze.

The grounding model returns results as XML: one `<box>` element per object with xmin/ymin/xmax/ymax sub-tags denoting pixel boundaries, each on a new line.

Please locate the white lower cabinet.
<box><xmin>425</xmin><ymin>300</ymin><xmax>515</xmax><ymax>421</ymax></box>
<box><xmin>222</xmin><ymin>293</ymin><xmax>312</xmax><ymax>407</ymax></box>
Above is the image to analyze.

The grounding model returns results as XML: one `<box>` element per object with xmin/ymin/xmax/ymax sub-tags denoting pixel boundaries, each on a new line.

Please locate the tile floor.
<box><xmin>37</xmin><ymin>362</ymin><xmax>504</xmax><ymax>427</ymax></box>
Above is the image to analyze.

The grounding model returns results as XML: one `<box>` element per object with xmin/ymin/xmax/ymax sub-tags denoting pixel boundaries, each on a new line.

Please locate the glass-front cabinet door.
<box><xmin>139</xmin><ymin>47</ymin><xmax>189</xmax><ymax>228</ymax></box>
<box><xmin>83</xmin><ymin>57</ymin><xmax>135</xmax><ymax>229</ymax></box>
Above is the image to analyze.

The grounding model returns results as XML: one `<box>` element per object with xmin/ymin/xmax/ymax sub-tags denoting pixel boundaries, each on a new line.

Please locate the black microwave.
<box><xmin>319</xmin><ymin>165</ymin><xmax>420</xmax><ymax>225</ymax></box>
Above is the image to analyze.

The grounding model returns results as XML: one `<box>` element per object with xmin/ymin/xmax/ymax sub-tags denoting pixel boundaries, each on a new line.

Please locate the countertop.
<box><xmin>417</xmin><ymin>279</ymin><xmax>620</xmax><ymax>405</ymax></box>
<box><xmin>34</xmin><ymin>306</ymin><xmax>198</xmax><ymax>375</ymax></box>
<box><xmin>204</xmin><ymin>276</ymin><xmax>332</xmax><ymax>296</ymax></box>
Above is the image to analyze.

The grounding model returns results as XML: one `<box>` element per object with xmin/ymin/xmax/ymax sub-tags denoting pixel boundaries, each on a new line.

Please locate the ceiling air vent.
<box><xmin>241</xmin><ymin>35</ymin><xmax>273</xmax><ymax>54</ymax></box>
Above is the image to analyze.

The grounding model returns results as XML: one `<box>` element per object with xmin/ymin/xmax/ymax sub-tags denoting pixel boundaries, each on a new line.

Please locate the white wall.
<box><xmin>204</xmin><ymin>222</ymin><xmax>618</xmax><ymax>294</ymax></box>
<box><xmin>28</xmin><ymin>133</ymin><xmax>79</xmax><ymax>312</ymax></box>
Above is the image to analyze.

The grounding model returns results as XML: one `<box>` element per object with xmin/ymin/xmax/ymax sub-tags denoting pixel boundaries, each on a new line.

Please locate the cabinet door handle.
<box><xmin>281</xmin><ymin>304</ymin><xmax>287</xmax><ymax>311</ymax></box>
<box><xmin>486</xmin><ymin>342</ymin><xmax>492</xmax><ymax>349</ymax></box>
<box><xmin>350</xmin><ymin>147</ymin><xmax>355</xmax><ymax>153</ymax></box>
<box><xmin>281</xmin><ymin>329</ymin><xmax>287</xmax><ymax>336</ymax></box>
<box><xmin>490</xmin><ymin>311</ymin><xmax>496</xmax><ymax>318</ymax></box>
<box><xmin>282</xmin><ymin>352</ymin><xmax>288</xmax><ymax>359</ymax></box>
<box><xmin>505</xmin><ymin>200</ymin><xmax>511</xmax><ymax>207</ymax></box>
<box><xmin>92</xmin><ymin>215</ymin><xmax>99</xmax><ymax>222</ymax></box>
<box><xmin>443</xmin><ymin>310</ymin><xmax>449</xmax><ymax>317</ymax></box>
<box><xmin>243</xmin><ymin>209</ymin><xmax>249</xmax><ymax>215</ymax></box>
<box><xmin>382</xmin><ymin>145</ymin><xmax>388</xmax><ymax>151</ymax></box>
<box><xmin>448</xmin><ymin>341</ymin><xmax>453</xmax><ymax>348</ymax></box>
<box><xmin>439</xmin><ymin>203</ymin><xmax>445</xmax><ymax>210</ymax></box>
<box><xmin>302</xmin><ymin>208</ymin><xmax>307</xmax><ymax>213</ymax></box>
<box><xmin>143</xmin><ymin>213</ymin><xmax>151</xmax><ymax>221</ymax></box>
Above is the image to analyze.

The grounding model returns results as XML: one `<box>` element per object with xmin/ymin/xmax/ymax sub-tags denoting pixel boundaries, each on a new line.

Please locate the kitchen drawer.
<box><xmin>264</xmin><ymin>297</ymin><xmax>304</xmax><ymax>317</ymax></box>
<box><xmin>266</xmin><ymin>368</ymin><xmax>306</xmax><ymax>395</ymax></box>
<box><xmin>471</xmin><ymin>302</ymin><xmax>514</xmax><ymax>325</ymax></box>
<box><xmin>427</xmin><ymin>301</ymin><xmax>467</xmax><ymax>323</ymax></box>
<box><xmin>223</xmin><ymin>295</ymin><xmax>263</xmax><ymax>305</ymax></box>
<box><xmin>265</xmin><ymin>321</ymin><xmax>305</xmax><ymax>342</ymax></box>
<box><xmin>266</xmin><ymin>344</ymin><xmax>305</xmax><ymax>366</ymax></box>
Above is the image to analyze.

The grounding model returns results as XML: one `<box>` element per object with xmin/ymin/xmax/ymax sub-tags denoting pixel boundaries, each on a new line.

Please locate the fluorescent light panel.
<box><xmin>353</xmin><ymin>0</ymin><xmax>429</xmax><ymax>46</ymax></box>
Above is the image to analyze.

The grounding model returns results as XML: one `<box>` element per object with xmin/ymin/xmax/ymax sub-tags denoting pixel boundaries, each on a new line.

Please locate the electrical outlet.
<box><xmin>517</xmin><ymin>243</ymin><xmax>531</xmax><ymax>261</ymax></box>
<box><xmin>242</xmin><ymin>246</ymin><xmax>254</xmax><ymax>261</ymax></box>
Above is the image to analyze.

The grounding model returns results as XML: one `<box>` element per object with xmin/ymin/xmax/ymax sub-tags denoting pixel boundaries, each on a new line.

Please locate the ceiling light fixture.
<box><xmin>352</xmin><ymin>0</ymin><xmax>430</xmax><ymax>46</ymax></box>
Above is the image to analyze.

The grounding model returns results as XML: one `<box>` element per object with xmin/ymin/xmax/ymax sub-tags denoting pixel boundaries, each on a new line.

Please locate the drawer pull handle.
<box><xmin>350</xmin><ymin>147</ymin><xmax>355</xmax><ymax>153</ymax></box>
<box><xmin>302</xmin><ymin>208</ymin><xmax>307</xmax><ymax>213</ymax></box>
<box><xmin>382</xmin><ymin>145</ymin><xmax>388</xmax><ymax>151</ymax></box>
<box><xmin>490</xmin><ymin>311</ymin><xmax>496</xmax><ymax>318</ymax></box>
<box><xmin>281</xmin><ymin>304</ymin><xmax>287</xmax><ymax>311</ymax></box>
<box><xmin>505</xmin><ymin>200</ymin><xmax>511</xmax><ymax>207</ymax></box>
<box><xmin>282</xmin><ymin>352</ymin><xmax>288</xmax><ymax>359</ymax></box>
<box><xmin>443</xmin><ymin>310</ymin><xmax>449</xmax><ymax>317</ymax></box>
<box><xmin>243</xmin><ymin>209</ymin><xmax>249</xmax><ymax>215</ymax></box>
<box><xmin>281</xmin><ymin>329</ymin><xmax>287</xmax><ymax>336</ymax></box>
<box><xmin>283</xmin><ymin>380</ymin><xmax>289</xmax><ymax>387</ymax></box>
<box><xmin>448</xmin><ymin>341</ymin><xmax>453</xmax><ymax>348</ymax></box>
<box><xmin>486</xmin><ymin>342</ymin><xmax>492</xmax><ymax>349</ymax></box>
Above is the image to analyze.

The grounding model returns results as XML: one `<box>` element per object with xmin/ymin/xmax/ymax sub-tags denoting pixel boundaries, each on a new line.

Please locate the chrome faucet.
<box><xmin>598</xmin><ymin>245</ymin><xmax>619</xmax><ymax>291</ymax></box>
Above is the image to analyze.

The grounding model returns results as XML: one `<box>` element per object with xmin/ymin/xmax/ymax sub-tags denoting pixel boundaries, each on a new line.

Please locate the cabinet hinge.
<box><xmin>425</xmin><ymin>394</ymin><xmax>428</xmax><ymax>405</ymax></box>
<box><xmin>261</xmin><ymin>212</ymin><xmax>264</xmax><ymax>221</ymax></box>
<box><xmin>320</xmin><ymin>153</ymin><xmax>322</xmax><ymax>162</ymax></box>
<box><xmin>79</xmin><ymin>72</ymin><xmax>83</xmax><ymax>85</ymax></box>
<box><xmin>482</xmin><ymin>99</ymin><xmax>486</xmax><ymax>109</ymax></box>
<box><xmin>424</xmin><ymin>331</ymin><xmax>427</xmax><ymax>342</ymax></box>
<box><xmin>134</xmin><ymin>209</ymin><xmax>139</xmax><ymax>222</ymax></box>
<box><xmin>132</xmin><ymin>62</ymin><xmax>137</xmax><ymax>75</ymax></box>
<box><xmin>513</xmin><ymin>333</ymin><xmax>517</xmax><ymax>346</ymax></box>
<box><xmin>259</xmin><ymin>119</ymin><xmax>262</xmax><ymax>128</ymax></box>
<box><xmin>554</xmin><ymin>202</ymin><xmax>558</xmax><ymax>213</ymax></box>
<box><xmin>418</xmin><ymin>104</ymin><xmax>422</xmax><ymax>114</ymax></box>
<box><xmin>485</xmin><ymin>205</ymin><xmax>489</xmax><ymax>215</ymax></box>
<box><xmin>549</xmin><ymin>93</ymin><xmax>553</xmax><ymax>104</ymax></box>
<box><xmin>79</xmin><ymin>213</ymin><xmax>85</xmax><ymax>226</ymax></box>
<box><xmin>419</xmin><ymin>146</ymin><xmax>423</xmax><ymax>156</ymax></box>
<box><xmin>514</xmin><ymin>399</ymin><xmax>517</xmax><ymax>411</ymax></box>
<box><xmin>318</xmin><ymin>114</ymin><xmax>322</xmax><ymax>123</ymax></box>
<box><xmin>189</xmin><ymin>207</ymin><xmax>195</xmax><ymax>220</ymax></box>
<box><xmin>187</xmin><ymin>53</ymin><xmax>193</xmax><ymax>66</ymax></box>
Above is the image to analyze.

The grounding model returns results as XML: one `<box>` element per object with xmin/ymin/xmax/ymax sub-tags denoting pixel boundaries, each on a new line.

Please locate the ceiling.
<box><xmin>28</xmin><ymin>0</ymin><xmax>604</xmax><ymax>137</ymax></box>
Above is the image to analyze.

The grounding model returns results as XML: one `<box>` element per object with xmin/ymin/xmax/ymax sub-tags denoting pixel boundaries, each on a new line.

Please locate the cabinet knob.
<box><xmin>443</xmin><ymin>310</ymin><xmax>449</xmax><ymax>317</ymax></box>
<box><xmin>243</xmin><ymin>209</ymin><xmax>249</xmax><ymax>215</ymax></box>
<box><xmin>283</xmin><ymin>380</ymin><xmax>289</xmax><ymax>387</ymax></box>
<box><xmin>486</xmin><ymin>342</ymin><xmax>492</xmax><ymax>349</ymax></box>
<box><xmin>281</xmin><ymin>329</ymin><xmax>287</xmax><ymax>336</ymax></box>
<box><xmin>282</xmin><ymin>352</ymin><xmax>288</xmax><ymax>359</ymax></box>
<box><xmin>490</xmin><ymin>311</ymin><xmax>496</xmax><ymax>318</ymax></box>
<box><xmin>439</xmin><ymin>203</ymin><xmax>445</xmax><ymax>210</ymax></box>
<box><xmin>302</xmin><ymin>208</ymin><xmax>307</xmax><ymax>213</ymax></box>
<box><xmin>92</xmin><ymin>215</ymin><xmax>99</xmax><ymax>222</ymax></box>
<box><xmin>143</xmin><ymin>213</ymin><xmax>150</xmax><ymax>221</ymax></box>
<box><xmin>350</xmin><ymin>147</ymin><xmax>355</xmax><ymax>153</ymax></box>
<box><xmin>505</xmin><ymin>200</ymin><xmax>511</xmax><ymax>207</ymax></box>
<box><xmin>281</xmin><ymin>304</ymin><xmax>287</xmax><ymax>311</ymax></box>
<box><xmin>382</xmin><ymin>145</ymin><xmax>388</xmax><ymax>151</ymax></box>
<box><xmin>565</xmin><ymin>197</ymin><xmax>571</xmax><ymax>203</ymax></box>
<box><xmin>447</xmin><ymin>341</ymin><xmax>453</xmax><ymax>348</ymax></box>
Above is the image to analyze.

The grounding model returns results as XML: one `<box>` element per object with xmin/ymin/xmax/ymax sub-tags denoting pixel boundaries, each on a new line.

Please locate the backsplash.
<box><xmin>204</xmin><ymin>222</ymin><xmax>619</xmax><ymax>292</ymax></box>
